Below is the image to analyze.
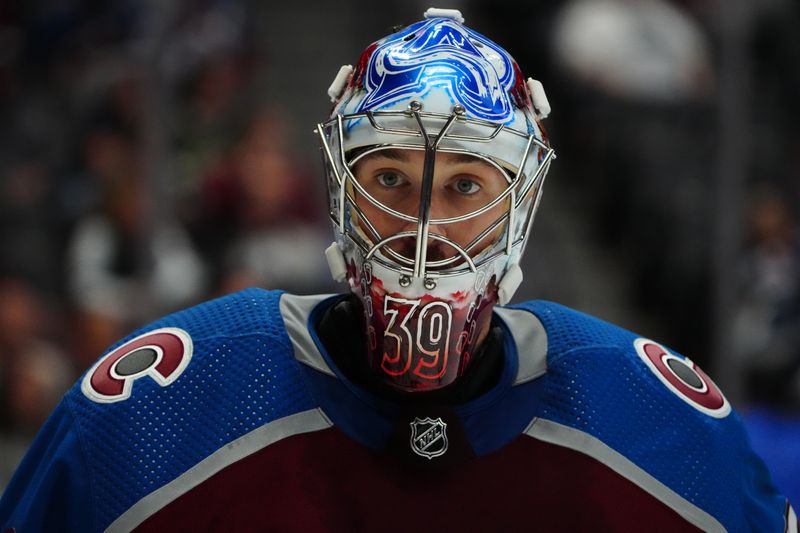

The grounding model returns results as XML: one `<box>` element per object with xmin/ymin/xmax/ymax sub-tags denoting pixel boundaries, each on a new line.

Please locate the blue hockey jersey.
<box><xmin>0</xmin><ymin>288</ymin><xmax>795</xmax><ymax>532</ymax></box>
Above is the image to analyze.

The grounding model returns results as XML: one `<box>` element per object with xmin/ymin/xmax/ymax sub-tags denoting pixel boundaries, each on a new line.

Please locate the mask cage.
<box><xmin>317</xmin><ymin>104</ymin><xmax>555</xmax><ymax>281</ymax></box>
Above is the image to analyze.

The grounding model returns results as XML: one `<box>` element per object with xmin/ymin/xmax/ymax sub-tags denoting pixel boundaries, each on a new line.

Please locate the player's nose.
<box><xmin>397</xmin><ymin>208</ymin><xmax>450</xmax><ymax>239</ymax></box>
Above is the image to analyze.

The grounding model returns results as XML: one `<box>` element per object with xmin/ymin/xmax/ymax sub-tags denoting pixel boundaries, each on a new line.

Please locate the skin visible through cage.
<box><xmin>350</xmin><ymin>148</ymin><xmax>514</xmax><ymax>268</ymax></box>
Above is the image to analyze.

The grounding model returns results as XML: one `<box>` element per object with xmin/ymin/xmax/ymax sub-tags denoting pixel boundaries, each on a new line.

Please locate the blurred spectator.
<box><xmin>67</xmin><ymin>152</ymin><xmax>207</xmax><ymax>367</ymax></box>
<box><xmin>547</xmin><ymin>0</ymin><xmax>716</xmax><ymax>363</ymax></box>
<box><xmin>191</xmin><ymin>108</ymin><xmax>332</xmax><ymax>295</ymax></box>
<box><xmin>174</xmin><ymin>49</ymin><xmax>257</xmax><ymax>206</ymax></box>
<box><xmin>0</xmin><ymin>278</ymin><xmax>74</xmax><ymax>486</ymax></box>
<box><xmin>552</xmin><ymin>0</ymin><xmax>712</xmax><ymax>103</ymax></box>
<box><xmin>0</xmin><ymin>160</ymin><xmax>60</xmax><ymax>293</ymax></box>
<box><xmin>0</xmin><ymin>278</ymin><xmax>74</xmax><ymax>431</ymax></box>
<box><xmin>734</xmin><ymin>187</ymin><xmax>800</xmax><ymax>409</ymax></box>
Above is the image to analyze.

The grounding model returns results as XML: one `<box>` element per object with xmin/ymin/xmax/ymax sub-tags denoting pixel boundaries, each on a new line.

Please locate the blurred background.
<box><xmin>0</xmin><ymin>0</ymin><xmax>797</xmax><ymax>503</ymax></box>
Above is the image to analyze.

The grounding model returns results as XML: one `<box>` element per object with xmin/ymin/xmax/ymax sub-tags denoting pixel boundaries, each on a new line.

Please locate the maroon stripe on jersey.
<box><xmin>135</xmin><ymin>428</ymin><xmax>702</xmax><ymax>532</ymax></box>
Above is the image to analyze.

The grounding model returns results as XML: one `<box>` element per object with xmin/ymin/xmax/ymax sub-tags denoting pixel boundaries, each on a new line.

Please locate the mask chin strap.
<box><xmin>325</xmin><ymin>242</ymin><xmax>347</xmax><ymax>282</ymax></box>
<box><xmin>497</xmin><ymin>263</ymin><xmax>523</xmax><ymax>305</ymax></box>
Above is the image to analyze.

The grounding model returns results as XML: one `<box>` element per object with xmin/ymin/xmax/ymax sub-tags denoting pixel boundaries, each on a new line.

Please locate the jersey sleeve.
<box><xmin>738</xmin><ymin>438</ymin><xmax>798</xmax><ymax>532</ymax></box>
<box><xmin>0</xmin><ymin>397</ymin><xmax>95</xmax><ymax>532</ymax></box>
<box><xmin>728</xmin><ymin>412</ymin><xmax>796</xmax><ymax>531</ymax></box>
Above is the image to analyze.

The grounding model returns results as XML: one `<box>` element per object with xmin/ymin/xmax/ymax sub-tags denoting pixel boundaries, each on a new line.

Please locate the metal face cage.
<box><xmin>317</xmin><ymin>102</ymin><xmax>555</xmax><ymax>284</ymax></box>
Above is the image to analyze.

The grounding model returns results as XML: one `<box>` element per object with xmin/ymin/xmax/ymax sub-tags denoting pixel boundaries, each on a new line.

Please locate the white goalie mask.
<box><xmin>317</xmin><ymin>8</ymin><xmax>555</xmax><ymax>392</ymax></box>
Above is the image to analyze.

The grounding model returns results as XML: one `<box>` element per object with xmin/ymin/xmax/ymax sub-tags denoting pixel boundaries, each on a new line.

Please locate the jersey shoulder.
<box><xmin>73</xmin><ymin>287</ymin><xmax>297</xmax><ymax>403</ymax></box>
<box><xmin>58</xmin><ymin>288</ymin><xmax>323</xmax><ymax>530</ymax></box>
<box><xmin>509</xmin><ymin>299</ymin><xmax>731</xmax><ymax>423</ymax></box>
<box><xmin>510</xmin><ymin>299</ymin><xmax>639</xmax><ymax>357</ymax></box>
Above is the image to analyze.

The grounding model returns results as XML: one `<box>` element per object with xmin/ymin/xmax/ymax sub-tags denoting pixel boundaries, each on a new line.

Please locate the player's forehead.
<box><xmin>356</xmin><ymin>148</ymin><xmax>481</xmax><ymax>163</ymax></box>
<box><xmin>353</xmin><ymin>148</ymin><xmax>504</xmax><ymax>176</ymax></box>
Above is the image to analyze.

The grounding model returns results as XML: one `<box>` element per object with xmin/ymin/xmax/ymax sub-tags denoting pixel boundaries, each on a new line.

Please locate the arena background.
<box><xmin>0</xmin><ymin>0</ymin><xmax>797</xmax><ymax>503</ymax></box>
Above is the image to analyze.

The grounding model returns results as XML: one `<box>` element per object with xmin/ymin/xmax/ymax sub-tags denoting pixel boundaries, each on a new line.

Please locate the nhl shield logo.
<box><xmin>409</xmin><ymin>417</ymin><xmax>448</xmax><ymax>459</ymax></box>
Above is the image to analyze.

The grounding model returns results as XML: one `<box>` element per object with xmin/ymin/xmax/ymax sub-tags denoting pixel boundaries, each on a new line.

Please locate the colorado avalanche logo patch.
<box><xmin>82</xmin><ymin>327</ymin><xmax>193</xmax><ymax>403</ymax></box>
<box><xmin>634</xmin><ymin>338</ymin><xmax>730</xmax><ymax>418</ymax></box>
<box><xmin>358</xmin><ymin>19</ymin><xmax>515</xmax><ymax>122</ymax></box>
<box><xmin>410</xmin><ymin>416</ymin><xmax>449</xmax><ymax>459</ymax></box>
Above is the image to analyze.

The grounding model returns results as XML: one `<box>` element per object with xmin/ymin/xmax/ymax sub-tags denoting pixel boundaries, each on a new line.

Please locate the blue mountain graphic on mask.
<box><xmin>356</xmin><ymin>19</ymin><xmax>516</xmax><ymax>122</ymax></box>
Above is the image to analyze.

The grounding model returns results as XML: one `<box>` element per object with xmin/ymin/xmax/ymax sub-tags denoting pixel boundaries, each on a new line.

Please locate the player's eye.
<box><xmin>376</xmin><ymin>172</ymin><xmax>405</xmax><ymax>188</ymax></box>
<box><xmin>452</xmin><ymin>178</ymin><xmax>482</xmax><ymax>195</ymax></box>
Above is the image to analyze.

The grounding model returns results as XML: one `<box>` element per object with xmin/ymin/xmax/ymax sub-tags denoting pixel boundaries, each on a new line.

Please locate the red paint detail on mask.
<box><xmin>509</xmin><ymin>61</ymin><xmax>531</xmax><ymax>110</ymax></box>
<box><xmin>354</xmin><ymin>272</ymin><xmax>498</xmax><ymax>392</ymax></box>
<box><xmin>351</xmin><ymin>41</ymin><xmax>379</xmax><ymax>90</ymax></box>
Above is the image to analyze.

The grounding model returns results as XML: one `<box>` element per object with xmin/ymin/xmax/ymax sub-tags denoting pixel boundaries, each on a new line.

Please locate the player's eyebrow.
<box><xmin>443</xmin><ymin>152</ymin><xmax>484</xmax><ymax>164</ymax></box>
<box><xmin>355</xmin><ymin>148</ymin><xmax>411</xmax><ymax>163</ymax></box>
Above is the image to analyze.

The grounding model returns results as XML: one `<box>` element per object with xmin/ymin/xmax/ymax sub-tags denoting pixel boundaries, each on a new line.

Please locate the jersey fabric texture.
<box><xmin>0</xmin><ymin>288</ymin><xmax>794</xmax><ymax>532</ymax></box>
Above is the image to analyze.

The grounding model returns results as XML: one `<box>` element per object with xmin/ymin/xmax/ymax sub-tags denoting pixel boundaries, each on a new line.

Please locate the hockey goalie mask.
<box><xmin>317</xmin><ymin>8</ymin><xmax>555</xmax><ymax>392</ymax></box>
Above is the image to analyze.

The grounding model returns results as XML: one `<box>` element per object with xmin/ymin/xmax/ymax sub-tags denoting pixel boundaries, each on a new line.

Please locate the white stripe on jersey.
<box><xmin>787</xmin><ymin>501</ymin><xmax>798</xmax><ymax>533</ymax></box>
